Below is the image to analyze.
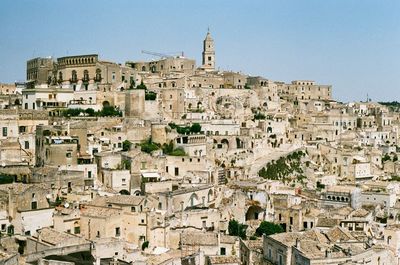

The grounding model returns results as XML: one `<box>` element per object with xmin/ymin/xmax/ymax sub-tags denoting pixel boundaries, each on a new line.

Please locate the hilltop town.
<box><xmin>0</xmin><ymin>31</ymin><xmax>399</xmax><ymax>265</ymax></box>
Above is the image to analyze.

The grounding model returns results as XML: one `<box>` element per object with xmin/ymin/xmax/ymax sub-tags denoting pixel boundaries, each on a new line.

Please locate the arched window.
<box><xmin>58</xmin><ymin>72</ymin><xmax>63</xmax><ymax>83</ymax></box>
<box><xmin>95</xmin><ymin>68</ymin><xmax>102</xmax><ymax>82</ymax></box>
<box><xmin>74</xmin><ymin>221</ymin><xmax>80</xmax><ymax>234</ymax></box>
<box><xmin>208</xmin><ymin>189</ymin><xmax>213</xmax><ymax>202</ymax></box>
<box><xmin>189</xmin><ymin>193</ymin><xmax>198</xmax><ymax>207</ymax></box>
<box><xmin>83</xmin><ymin>70</ymin><xmax>89</xmax><ymax>82</ymax></box>
<box><xmin>71</xmin><ymin>70</ymin><xmax>77</xmax><ymax>82</ymax></box>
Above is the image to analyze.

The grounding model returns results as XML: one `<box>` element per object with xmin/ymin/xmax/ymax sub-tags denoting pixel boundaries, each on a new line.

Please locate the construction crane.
<box><xmin>141</xmin><ymin>50</ymin><xmax>184</xmax><ymax>59</ymax></box>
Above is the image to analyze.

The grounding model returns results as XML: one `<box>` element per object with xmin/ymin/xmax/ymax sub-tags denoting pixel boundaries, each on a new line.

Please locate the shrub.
<box><xmin>255</xmin><ymin>221</ymin><xmax>284</xmax><ymax>237</ymax></box>
<box><xmin>190</xmin><ymin>123</ymin><xmax>202</xmax><ymax>133</ymax></box>
<box><xmin>228</xmin><ymin>219</ymin><xmax>247</xmax><ymax>239</ymax></box>
<box><xmin>141</xmin><ymin>241</ymin><xmax>149</xmax><ymax>251</ymax></box>
<box><xmin>169</xmin><ymin>148</ymin><xmax>186</xmax><ymax>156</ymax></box>
<box><xmin>145</xmin><ymin>91</ymin><xmax>157</xmax><ymax>100</ymax></box>
<box><xmin>254</xmin><ymin>112</ymin><xmax>266</xmax><ymax>120</ymax></box>
<box><xmin>136</xmin><ymin>81</ymin><xmax>147</xmax><ymax>90</ymax></box>
<box><xmin>122</xmin><ymin>140</ymin><xmax>132</xmax><ymax>151</ymax></box>
<box><xmin>140</xmin><ymin>138</ymin><xmax>160</xmax><ymax>154</ymax></box>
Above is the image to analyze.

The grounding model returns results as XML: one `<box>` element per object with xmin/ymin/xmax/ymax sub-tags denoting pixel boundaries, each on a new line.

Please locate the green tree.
<box><xmin>228</xmin><ymin>219</ymin><xmax>247</xmax><ymax>239</ymax></box>
<box><xmin>85</xmin><ymin>108</ymin><xmax>95</xmax><ymax>116</ymax></box>
<box><xmin>121</xmin><ymin>159</ymin><xmax>131</xmax><ymax>170</ymax></box>
<box><xmin>63</xmin><ymin>108</ymin><xmax>83</xmax><ymax>117</ymax></box>
<box><xmin>162</xmin><ymin>141</ymin><xmax>174</xmax><ymax>155</ymax></box>
<box><xmin>141</xmin><ymin>241</ymin><xmax>149</xmax><ymax>251</ymax></box>
<box><xmin>169</xmin><ymin>148</ymin><xmax>186</xmax><ymax>156</ymax></box>
<box><xmin>254</xmin><ymin>112</ymin><xmax>266</xmax><ymax>120</ymax></box>
<box><xmin>99</xmin><ymin>106</ymin><xmax>122</xmax><ymax>117</ymax></box>
<box><xmin>122</xmin><ymin>140</ymin><xmax>132</xmax><ymax>151</ymax></box>
<box><xmin>190</xmin><ymin>123</ymin><xmax>202</xmax><ymax>133</ymax></box>
<box><xmin>145</xmin><ymin>91</ymin><xmax>157</xmax><ymax>100</ymax></box>
<box><xmin>136</xmin><ymin>81</ymin><xmax>147</xmax><ymax>90</ymax></box>
<box><xmin>255</xmin><ymin>221</ymin><xmax>284</xmax><ymax>237</ymax></box>
<box><xmin>140</xmin><ymin>138</ymin><xmax>160</xmax><ymax>154</ymax></box>
<box><xmin>383</xmin><ymin>154</ymin><xmax>391</xmax><ymax>162</ymax></box>
<box><xmin>0</xmin><ymin>174</ymin><xmax>15</xmax><ymax>184</ymax></box>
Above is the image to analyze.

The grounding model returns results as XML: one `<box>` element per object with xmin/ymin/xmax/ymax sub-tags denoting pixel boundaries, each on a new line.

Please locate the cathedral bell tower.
<box><xmin>202</xmin><ymin>29</ymin><xmax>215</xmax><ymax>71</ymax></box>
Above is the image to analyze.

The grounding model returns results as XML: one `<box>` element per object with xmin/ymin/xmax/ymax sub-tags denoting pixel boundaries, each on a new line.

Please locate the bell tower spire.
<box><xmin>202</xmin><ymin>30</ymin><xmax>215</xmax><ymax>71</ymax></box>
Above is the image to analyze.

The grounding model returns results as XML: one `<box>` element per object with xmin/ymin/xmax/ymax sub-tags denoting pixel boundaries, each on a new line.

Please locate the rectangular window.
<box><xmin>278</xmin><ymin>255</ymin><xmax>283</xmax><ymax>265</ymax></box>
<box><xmin>220</xmin><ymin>247</ymin><xmax>226</xmax><ymax>255</ymax></box>
<box><xmin>74</xmin><ymin>226</ymin><xmax>80</xmax><ymax>234</ymax></box>
<box><xmin>88</xmin><ymin>171</ymin><xmax>92</xmax><ymax>178</ymax></box>
<box><xmin>2</xmin><ymin>127</ymin><xmax>7</xmax><ymax>137</ymax></box>
<box><xmin>24</xmin><ymin>141</ymin><xmax>29</xmax><ymax>149</ymax></box>
<box><xmin>31</xmin><ymin>201</ymin><xmax>37</xmax><ymax>210</ymax></box>
<box><xmin>174</xmin><ymin>167</ymin><xmax>179</xmax><ymax>176</ymax></box>
<box><xmin>1</xmin><ymin>224</ymin><xmax>6</xmax><ymax>231</ymax></box>
<box><xmin>115</xmin><ymin>227</ymin><xmax>120</xmax><ymax>237</ymax></box>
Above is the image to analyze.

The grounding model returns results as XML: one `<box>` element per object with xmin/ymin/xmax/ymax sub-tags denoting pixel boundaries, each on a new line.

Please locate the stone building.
<box><xmin>125</xmin><ymin>89</ymin><xmax>145</xmax><ymax>117</ymax></box>
<box><xmin>22</xmin><ymin>85</ymin><xmax>74</xmax><ymax>110</ymax></box>
<box><xmin>278</xmin><ymin>80</ymin><xmax>332</xmax><ymax>101</ymax></box>
<box><xmin>127</xmin><ymin>56</ymin><xmax>196</xmax><ymax>75</ymax></box>
<box><xmin>26</xmin><ymin>57</ymin><xmax>54</xmax><ymax>86</ymax></box>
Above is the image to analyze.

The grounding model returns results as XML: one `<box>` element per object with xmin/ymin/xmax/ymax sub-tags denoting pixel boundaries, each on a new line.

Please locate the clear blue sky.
<box><xmin>0</xmin><ymin>0</ymin><xmax>399</xmax><ymax>102</ymax></box>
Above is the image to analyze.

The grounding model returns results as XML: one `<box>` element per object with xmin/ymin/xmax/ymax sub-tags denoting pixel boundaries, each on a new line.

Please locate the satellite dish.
<box><xmin>64</xmin><ymin>202</ymin><xmax>70</xmax><ymax>208</ymax></box>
